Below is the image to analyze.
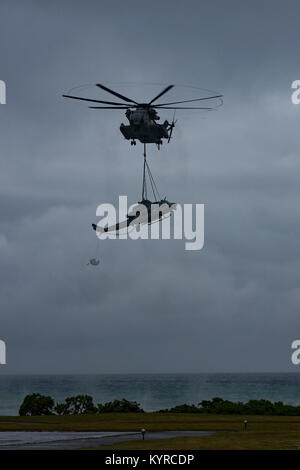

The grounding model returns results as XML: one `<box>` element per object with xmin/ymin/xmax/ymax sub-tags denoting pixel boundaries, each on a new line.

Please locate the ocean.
<box><xmin>0</xmin><ymin>373</ymin><xmax>300</xmax><ymax>416</ymax></box>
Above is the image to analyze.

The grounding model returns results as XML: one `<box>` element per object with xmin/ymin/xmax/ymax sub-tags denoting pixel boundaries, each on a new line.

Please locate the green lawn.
<box><xmin>0</xmin><ymin>414</ymin><xmax>300</xmax><ymax>449</ymax></box>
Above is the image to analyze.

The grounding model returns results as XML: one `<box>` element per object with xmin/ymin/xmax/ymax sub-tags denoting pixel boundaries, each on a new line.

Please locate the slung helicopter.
<box><xmin>63</xmin><ymin>83</ymin><xmax>223</xmax><ymax>149</ymax></box>
<box><xmin>92</xmin><ymin>198</ymin><xmax>177</xmax><ymax>235</ymax></box>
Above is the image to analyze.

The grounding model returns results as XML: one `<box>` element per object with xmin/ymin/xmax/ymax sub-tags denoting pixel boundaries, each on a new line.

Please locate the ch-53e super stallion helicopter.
<box><xmin>63</xmin><ymin>83</ymin><xmax>222</xmax><ymax>149</ymax></box>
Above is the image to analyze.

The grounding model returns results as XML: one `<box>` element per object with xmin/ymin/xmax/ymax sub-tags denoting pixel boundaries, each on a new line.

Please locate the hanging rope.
<box><xmin>142</xmin><ymin>153</ymin><xmax>147</xmax><ymax>200</ymax></box>
<box><xmin>145</xmin><ymin>159</ymin><xmax>161</xmax><ymax>201</ymax></box>
<box><xmin>141</xmin><ymin>144</ymin><xmax>161</xmax><ymax>202</ymax></box>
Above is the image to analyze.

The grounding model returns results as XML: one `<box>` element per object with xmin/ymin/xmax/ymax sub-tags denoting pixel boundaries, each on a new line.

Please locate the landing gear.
<box><xmin>157</xmin><ymin>139</ymin><xmax>163</xmax><ymax>150</ymax></box>
<box><xmin>131</xmin><ymin>140</ymin><xmax>136</xmax><ymax>146</ymax></box>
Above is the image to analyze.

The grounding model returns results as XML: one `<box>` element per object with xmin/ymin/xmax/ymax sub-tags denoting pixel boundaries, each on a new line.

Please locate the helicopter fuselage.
<box><xmin>120</xmin><ymin>107</ymin><xmax>169</xmax><ymax>145</ymax></box>
<box><xmin>63</xmin><ymin>82</ymin><xmax>221</xmax><ymax>148</ymax></box>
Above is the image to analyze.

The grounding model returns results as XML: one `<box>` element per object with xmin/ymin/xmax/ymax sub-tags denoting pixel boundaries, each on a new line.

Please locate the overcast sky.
<box><xmin>1</xmin><ymin>0</ymin><xmax>300</xmax><ymax>373</ymax></box>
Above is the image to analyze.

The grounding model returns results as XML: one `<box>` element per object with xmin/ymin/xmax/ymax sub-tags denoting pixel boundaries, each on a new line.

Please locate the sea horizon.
<box><xmin>1</xmin><ymin>372</ymin><xmax>300</xmax><ymax>416</ymax></box>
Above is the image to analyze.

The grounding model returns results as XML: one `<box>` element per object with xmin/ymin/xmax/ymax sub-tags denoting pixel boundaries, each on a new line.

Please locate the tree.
<box><xmin>98</xmin><ymin>398</ymin><xmax>144</xmax><ymax>413</ymax></box>
<box><xmin>55</xmin><ymin>395</ymin><xmax>97</xmax><ymax>415</ymax></box>
<box><xmin>54</xmin><ymin>402</ymin><xmax>70</xmax><ymax>415</ymax></box>
<box><xmin>161</xmin><ymin>404</ymin><xmax>199</xmax><ymax>413</ymax></box>
<box><xmin>19</xmin><ymin>393</ymin><xmax>54</xmax><ymax>416</ymax></box>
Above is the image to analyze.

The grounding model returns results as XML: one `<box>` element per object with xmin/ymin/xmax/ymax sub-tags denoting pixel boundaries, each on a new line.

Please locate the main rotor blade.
<box><xmin>148</xmin><ymin>85</ymin><xmax>174</xmax><ymax>105</ymax></box>
<box><xmin>89</xmin><ymin>106</ymin><xmax>131</xmax><ymax>109</ymax></box>
<box><xmin>96</xmin><ymin>83</ymin><xmax>138</xmax><ymax>104</ymax></box>
<box><xmin>62</xmin><ymin>94</ymin><xmax>132</xmax><ymax>106</ymax></box>
<box><xmin>154</xmin><ymin>95</ymin><xmax>223</xmax><ymax>107</ymax></box>
<box><xmin>152</xmin><ymin>106</ymin><xmax>213</xmax><ymax>109</ymax></box>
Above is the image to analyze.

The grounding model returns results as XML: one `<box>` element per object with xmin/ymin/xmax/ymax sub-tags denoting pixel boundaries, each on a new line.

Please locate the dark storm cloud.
<box><xmin>0</xmin><ymin>0</ymin><xmax>300</xmax><ymax>373</ymax></box>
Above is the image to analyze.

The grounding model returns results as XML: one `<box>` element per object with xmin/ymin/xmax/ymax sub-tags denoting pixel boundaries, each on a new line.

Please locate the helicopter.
<box><xmin>92</xmin><ymin>198</ymin><xmax>177</xmax><ymax>235</ymax></box>
<box><xmin>62</xmin><ymin>83</ymin><xmax>222</xmax><ymax>149</ymax></box>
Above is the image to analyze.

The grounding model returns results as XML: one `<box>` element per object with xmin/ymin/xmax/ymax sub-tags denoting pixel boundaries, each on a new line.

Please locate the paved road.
<box><xmin>0</xmin><ymin>430</ymin><xmax>215</xmax><ymax>450</ymax></box>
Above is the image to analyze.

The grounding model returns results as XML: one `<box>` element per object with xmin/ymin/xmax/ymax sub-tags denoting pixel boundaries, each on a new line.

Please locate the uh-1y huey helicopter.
<box><xmin>62</xmin><ymin>83</ymin><xmax>223</xmax><ymax>149</ymax></box>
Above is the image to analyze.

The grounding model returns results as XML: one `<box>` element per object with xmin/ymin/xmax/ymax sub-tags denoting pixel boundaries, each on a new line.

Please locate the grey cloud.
<box><xmin>0</xmin><ymin>0</ymin><xmax>300</xmax><ymax>374</ymax></box>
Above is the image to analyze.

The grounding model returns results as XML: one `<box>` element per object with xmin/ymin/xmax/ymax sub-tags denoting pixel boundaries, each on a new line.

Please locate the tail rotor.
<box><xmin>168</xmin><ymin>111</ymin><xmax>177</xmax><ymax>143</ymax></box>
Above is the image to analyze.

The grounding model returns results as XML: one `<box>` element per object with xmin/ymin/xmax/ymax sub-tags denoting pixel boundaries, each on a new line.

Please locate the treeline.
<box><xmin>19</xmin><ymin>394</ymin><xmax>144</xmax><ymax>416</ymax></box>
<box><xmin>159</xmin><ymin>397</ymin><xmax>300</xmax><ymax>416</ymax></box>
<box><xmin>19</xmin><ymin>394</ymin><xmax>300</xmax><ymax>416</ymax></box>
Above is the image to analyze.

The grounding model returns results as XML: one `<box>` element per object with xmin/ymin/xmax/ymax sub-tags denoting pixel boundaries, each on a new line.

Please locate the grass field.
<box><xmin>0</xmin><ymin>413</ymin><xmax>300</xmax><ymax>449</ymax></box>
<box><xmin>89</xmin><ymin>431</ymin><xmax>300</xmax><ymax>450</ymax></box>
